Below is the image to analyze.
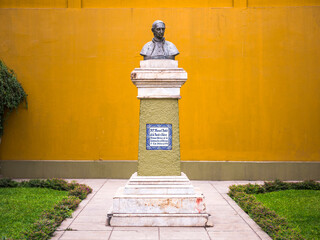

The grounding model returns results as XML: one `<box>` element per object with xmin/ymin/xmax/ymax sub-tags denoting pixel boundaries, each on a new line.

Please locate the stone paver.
<box><xmin>111</xmin><ymin>227</ymin><xmax>158</xmax><ymax>240</ymax></box>
<box><xmin>60</xmin><ymin>231</ymin><xmax>111</xmax><ymax>240</ymax></box>
<box><xmin>160</xmin><ymin>227</ymin><xmax>210</xmax><ymax>240</ymax></box>
<box><xmin>208</xmin><ymin>231</ymin><xmax>261</xmax><ymax>240</ymax></box>
<box><xmin>53</xmin><ymin>179</ymin><xmax>272</xmax><ymax>240</ymax></box>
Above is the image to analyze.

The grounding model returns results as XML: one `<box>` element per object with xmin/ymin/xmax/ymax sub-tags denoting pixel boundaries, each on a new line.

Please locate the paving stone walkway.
<box><xmin>51</xmin><ymin>179</ymin><xmax>271</xmax><ymax>240</ymax></box>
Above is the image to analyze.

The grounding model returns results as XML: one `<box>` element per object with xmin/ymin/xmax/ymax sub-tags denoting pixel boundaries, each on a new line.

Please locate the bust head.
<box><xmin>151</xmin><ymin>20</ymin><xmax>165</xmax><ymax>41</ymax></box>
<box><xmin>140</xmin><ymin>20</ymin><xmax>179</xmax><ymax>60</ymax></box>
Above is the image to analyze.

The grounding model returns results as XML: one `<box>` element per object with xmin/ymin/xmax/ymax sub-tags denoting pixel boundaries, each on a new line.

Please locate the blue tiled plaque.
<box><xmin>146</xmin><ymin>124</ymin><xmax>172</xmax><ymax>150</ymax></box>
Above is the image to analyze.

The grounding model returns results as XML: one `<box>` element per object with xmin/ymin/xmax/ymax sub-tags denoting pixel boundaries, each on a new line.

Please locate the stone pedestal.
<box><xmin>107</xmin><ymin>60</ymin><xmax>210</xmax><ymax>226</ymax></box>
<box><xmin>132</xmin><ymin>60</ymin><xmax>187</xmax><ymax>176</ymax></box>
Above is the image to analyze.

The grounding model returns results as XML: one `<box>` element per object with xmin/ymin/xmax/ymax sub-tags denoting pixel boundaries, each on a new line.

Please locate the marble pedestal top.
<box><xmin>131</xmin><ymin>60</ymin><xmax>187</xmax><ymax>99</ymax></box>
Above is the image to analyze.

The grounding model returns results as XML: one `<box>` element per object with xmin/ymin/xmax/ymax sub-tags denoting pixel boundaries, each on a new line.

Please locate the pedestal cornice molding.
<box><xmin>131</xmin><ymin>60</ymin><xmax>187</xmax><ymax>99</ymax></box>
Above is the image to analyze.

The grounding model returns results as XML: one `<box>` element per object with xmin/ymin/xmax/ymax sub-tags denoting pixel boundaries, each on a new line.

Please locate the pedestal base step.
<box><xmin>124</xmin><ymin>184</ymin><xmax>195</xmax><ymax>195</ymax></box>
<box><xmin>107</xmin><ymin>213</ymin><xmax>209</xmax><ymax>227</ymax></box>
<box><xmin>127</xmin><ymin>172</ymin><xmax>191</xmax><ymax>185</ymax></box>
<box><xmin>113</xmin><ymin>187</ymin><xmax>206</xmax><ymax>214</ymax></box>
<box><xmin>107</xmin><ymin>172</ymin><xmax>210</xmax><ymax>227</ymax></box>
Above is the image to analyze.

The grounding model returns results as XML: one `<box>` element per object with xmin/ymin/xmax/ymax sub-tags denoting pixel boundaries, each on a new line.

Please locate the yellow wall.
<box><xmin>0</xmin><ymin>0</ymin><xmax>319</xmax><ymax>161</ymax></box>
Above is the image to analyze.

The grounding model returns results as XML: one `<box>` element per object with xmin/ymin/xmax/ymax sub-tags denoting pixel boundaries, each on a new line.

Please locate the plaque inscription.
<box><xmin>146</xmin><ymin>124</ymin><xmax>172</xmax><ymax>150</ymax></box>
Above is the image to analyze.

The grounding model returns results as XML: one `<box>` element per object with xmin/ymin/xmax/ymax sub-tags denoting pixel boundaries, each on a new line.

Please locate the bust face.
<box><xmin>152</xmin><ymin>22</ymin><xmax>165</xmax><ymax>40</ymax></box>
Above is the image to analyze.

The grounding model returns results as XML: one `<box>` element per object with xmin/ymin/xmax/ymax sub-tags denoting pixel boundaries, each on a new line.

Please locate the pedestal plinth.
<box><xmin>107</xmin><ymin>60</ymin><xmax>210</xmax><ymax>226</ymax></box>
<box><xmin>108</xmin><ymin>172</ymin><xmax>209</xmax><ymax>226</ymax></box>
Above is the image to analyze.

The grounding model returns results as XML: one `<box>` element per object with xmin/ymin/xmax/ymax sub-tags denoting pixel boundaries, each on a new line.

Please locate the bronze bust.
<box><xmin>140</xmin><ymin>20</ymin><xmax>179</xmax><ymax>60</ymax></box>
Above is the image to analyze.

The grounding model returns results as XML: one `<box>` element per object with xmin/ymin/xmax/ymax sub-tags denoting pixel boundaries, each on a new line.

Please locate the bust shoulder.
<box><xmin>164</xmin><ymin>40</ymin><xmax>179</xmax><ymax>56</ymax></box>
<box><xmin>140</xmin><ymin>41</ymin><xmax>155</xmax><ymax>56</ymax></box>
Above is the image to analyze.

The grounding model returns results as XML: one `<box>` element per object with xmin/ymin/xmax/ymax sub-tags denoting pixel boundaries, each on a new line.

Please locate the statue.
<box><xmin>140</xmin><ymin>20</ymin><xmax>179</xmax><ymax>60</ymax></box>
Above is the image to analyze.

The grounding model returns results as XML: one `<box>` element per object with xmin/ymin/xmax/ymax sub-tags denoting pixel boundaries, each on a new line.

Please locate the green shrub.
<box><xmin>68</xmin><ymin>184</ymin><xmax>92</xmax><ymax>200</ymax></box>
<box><xmin>292</xmin><ymin>180</ymin><xmax>320</xmax><ymax>190</ymax></box>
<box><xmin>23</xmin><ymin>219</ymin><xmax>57</xmax><ymax>240</ymax></box>
<box><xmin>0</xmin><ymin>179</ymin><xmax>92</xmax><ymax>240</ymax></box>
<box><xmin>20</xmin><ymin>179</ymin><xmax>45</xmax><ymax>188</ymax></box>
<box><xmin>0</xmin><ymin>178</ymin><xmax>19</xmax><ymax>188</ymax></box>
<box><xmin>229</xmin><ymin>180</ymin><xmax>320</xmax><ymax>196</ymax></box>
<box><xmin>59</xmin><ymin>196</ymin><xmax>81</xmax><ymax>211</ymax></box>
<box><xmin>18</xmin><ymin>178</ymin><xmax>91</xmax><ymax>195</ymax></box>
<box><xmin>264</xmin><ymin>179</ymin><xmax>291</xmax><ymax>192</ymax></box>
<box><xmin>244</xmin><ymin>183</ymin><xmax>265</xmax><ymax>194</ymax></box>
<box><xmin>228</xmin><ymin>180</ymin><xmax>314</xmax><ymax>240</ymax></box>
<box><xmin>44</xmin><ymin>179</ymin><xmax>69</xmax><ymax>191</ymax></box>
<box><xmin>0</xmin><ymin>60</ymin><xmax>27</xmax><ymax>137</ymax></box>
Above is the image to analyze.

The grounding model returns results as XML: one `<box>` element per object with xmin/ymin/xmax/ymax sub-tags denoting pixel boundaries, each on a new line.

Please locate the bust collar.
<box><xmin>152</xmin><ymin>37</ymin><xmax>165</xmax><ymax>43</ymax></box>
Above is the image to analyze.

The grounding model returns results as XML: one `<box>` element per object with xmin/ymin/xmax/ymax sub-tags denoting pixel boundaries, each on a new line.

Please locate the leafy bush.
<box><xmin>23</xmin><ymin>219</ymin><xmax>57</xmax><ymax>240</ymax></box>
<box><xmin>19</xmin><ymin>179</ymin><xmax>46</xmax><ymax>188</ymax></box>
<box><xmin>0</xmin><ymin>178</ymin><xmax>92</xmax><ymax>240</ymax></box>
<box><xmin>0</xmin><ymin>178</ymin><xmax>19</xmax><ymax>188</ymax></box>
<box><xmin>59</xmin><ymin>196</ymin><xmax>81</xmax><ymax>211</ymax></box>
<box><xmin>228</xmin><ymin>180</ymin><xmax>320</xmax><ymax>240</ymax></box>
<box><xmin>0</xmin><ymin>60</ymin><xmax>27</xmax><ymax>137</ymax></box>
<box><xmin>18</xmin><ymin>178</ymin><xmax>91</xmax><ymax>194</ymax></box>
<box><xmin>229</xmin><ymin>180</ymin><xmax>320</xmax><ymax>196</ymax></box>
<box><xmin>23</xmin><ymin>196</ymin><xmax>82</xmax><ymax>240</ymax></box>
<box><xmin>263</xmin><ymin>179</ymin><xmax>292</xmax><ymax>192</ymax></box>
<box><xmin>44</xmin><ymin>179</ymin><xmax>70</xmax><ymax>191</ymax></box>
<box><xmin>68</xmin><ymin>184</ymin><xmax>92</xmax><ymax>200</ymax></box>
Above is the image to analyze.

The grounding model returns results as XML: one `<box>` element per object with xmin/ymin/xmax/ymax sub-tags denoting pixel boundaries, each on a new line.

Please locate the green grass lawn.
<box><xmin>255</xmin><ymin>190</ymin><xmax>320</xmax><ymax>240</ymax></box>
<box><xmin>0</xmin><ymin>187</ymin><xmax>68</xmax><ymax>239</ymax></box>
